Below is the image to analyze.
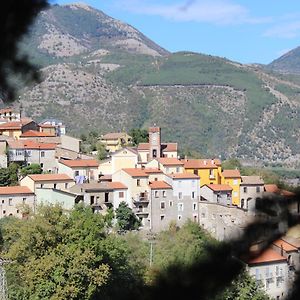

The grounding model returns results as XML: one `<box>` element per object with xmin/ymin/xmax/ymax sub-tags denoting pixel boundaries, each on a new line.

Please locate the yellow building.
<box><xmin>221</xmin><ymin>169</ymin><xmax>241</xmax><ymax>206</ymax></box>
<box><xmin>183</xmin><ymin>159</ymin><xmax>222</xmax><ymax>186</ymax></box>
<box><xmin>0</xmin><ymin>119</ymin><xmax>38</xmax><ymax>139</ymax></box>
<box><xmin>100</xmin><ymin>132</ymin><xmax>132</xmax><ymax>153</ymax></box>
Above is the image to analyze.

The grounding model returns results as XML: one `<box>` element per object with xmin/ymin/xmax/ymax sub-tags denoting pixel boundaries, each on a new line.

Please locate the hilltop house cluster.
<box><xmin>0</xmin><ymin>108</ymin><xmax>297</xmax><ymax>299</ymax></box>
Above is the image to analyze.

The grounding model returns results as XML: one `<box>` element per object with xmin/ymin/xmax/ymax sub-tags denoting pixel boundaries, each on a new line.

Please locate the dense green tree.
<box><xmin>0</xmin><ymin>163</ymin><xmax>19</xmax><ymax>186</ymax></box>
<box><xmin>97</xmin><ymin>142</ymin><xmax>108</xmax><ymax>160</ymax></box>
<box><xmin>222</xmin><ymin>158</ymin><xmax>242</xmax><ymax>170</ymax></box>
<box><xmin>115</xmin><ymin>202</ymin><xmax>141</xmax><ymax>231</ymax></box>
<box><xmin>128</xmin><ymin>129</ymin><xmax>148</xmax><ymax>146</ymax></box>
<box><xmin>20</xmin><ymin>163</ymin><xmax>42</xmax><ymax>177</ymax></box>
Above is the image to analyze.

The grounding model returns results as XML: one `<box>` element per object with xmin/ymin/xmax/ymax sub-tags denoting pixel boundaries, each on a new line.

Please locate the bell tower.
<box><xmin>149</xmin><ymin>126</ymin><xmax>161</xmax><ymax>160</ymax></box>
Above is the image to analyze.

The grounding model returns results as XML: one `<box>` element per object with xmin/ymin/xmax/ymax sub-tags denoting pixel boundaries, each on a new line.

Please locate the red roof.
<box><xmin>273</xmin><ymin>239</ymin><xmax>298</xmax><ymax>252</ymax></box>
<box><xmin>59</xmin><ymin>159</ymin><xmax>99</xmax><ymax>168</ymax></box>
<box><xmin>122</xmin><ymin>168</ymin><xmax>148</xmax><ymax>177</ymax></box>
<box><xmin>107</xmin><ymin>182</ymin><xmax>127</xmax><ymax>190</ymax></box>
<box><xmin>248</xmin><ymin>248</ymin><xmax>286</xmax><ymax>265</ymax></box>
<box><xmin>184</xmin><ymin>159</ymin><xmax>221</xmax><ymax>169</ymax></box>
<box><xmin>137</xmin><ymin>143</ymin><xmax>149</xmax><ymax>151</ymax></box>
<box><xmin>144</xmin><ymin>168</ymin><xmax>163</xmax><ymax>174</ymax></box>
<box><xmin>222</xmin><ymin>169</ymin><xmax>241</xmax><ymax>178</ymax></box>
<box><xmin>0</xmin><ymin>186</ymin><xmax>34</xmax><ymax>195</ymax></box>
<box><xmin>205</xmin><ymin>184</ymin><xmax>232</xmax><ymax>192</ymax></box>
<box><xmin>102</xmin><ymin>132</ymin><xmax>127</xmax><ymax>140</ymax></box>
<box><xmin>264</xmin><ymin>184</ymin><xmax>295</xmax><ymax>197</ymax></box>
<box><xmin>28</xmin><ymin>174</ymin><xmax>73</xmax><ymax>182</ymax></box>
<box><xmin>137</xmin><ymin>142</ymin><xmax>177</xmax><ymax>152</ymax></box>
<box><xmin>20</xmin><ymin>130</ymin><xmax>55</xmax><ymax>137</ymax></box>
<box><xmin>8</xmin><ymin>140</ymin><xmax>56</xmax><ymax>150</ymax></box>
<box><xmin>168</xmin><ymin>173</ymin><xmax>199</xmax><ymax>179</ymax></box>
<box><xmin>157</xmin><ymin>158</ymin><xmax>183</xmax><ymax>166</ymax></box>
<box><xmin>0</xmin><ymin>118</ymin><xmax>33</xmax><ymax>130</ymax></box>
<box><xmin>149</xmin><ymin>181</ymin><xmax>172</xmax><ymax>189</ymax></box>
<box><xmin>149</xmin><ymin>127</ymin><xmax>160</xmax><ymax>133</ymax></box>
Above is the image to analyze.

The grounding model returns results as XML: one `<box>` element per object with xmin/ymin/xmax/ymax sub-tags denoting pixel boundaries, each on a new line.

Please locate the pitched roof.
<box><xmin>205</xmin><ymin>184</ymin><xmax>232</xmax><ymax>192</ymax></box>
<box><xmin>222</xmin><ymin>169</ymin><xmax>241</xmax><ymax>178</ymax></box>
<box><xmin>241</xmin><ymin>176</ymin><xmax>264</xmax><ymax>185</ymax></box>
<box><xmin>8</xmin><ymin>140</ymin><xmax>57</xmax><ymax>150</ymax></box>
<box><xmin>264</xmin><ymin>184</ymin><xmax>295</xmax><ymax>197</ymax></box>
<box><xmin>122</xmin><ymin>168</ymin><xmax>148</xmax><ymax>177</ymax></box>
<box><xmin>157</xmin><ymin>157</ymin><xmax>184</xmax><ymax>166</ymax></box>
<box><xmin>273</xmin><ymin>239</ymin><xmax>298</xmax><ymax>252</ymax></box>
<box><xmin>28</xmin><ymin>174</ymin><xmax>73</xmax><ymax>182</ymax></box>
<box><xmin>137</xmin><ymin>142</ymin><xmax>177</xmax><ymax>152</ymax></box>
<box><xmin>20</xmin><ymin>130</ymin><xmax>55</xmax><ymax>137</ymax></box>
<box><xmin>39</xmin><ymin>124</ymin><xmax>55</xmax><ymax>128</ymax></box>
<box><xmin>168</xmin><ymin>173</ymin><xmax>199</xmax><ymax>179</ymax></box>
<box><xmin>248</xmin><ymin>248</ymin><xmax>286</xmax><ymax>265</ymax></box>
<box><xmin>149</xmin><ymin>181</ymin><xmax>172</xmax><ymax>190</ymax></box>
<box><xmin>102</xmin><ymin>132</ymin><xmax>128</xmax><ymax>140</ymax></box>
<box><xmin>183</xmin><ymin>159</ymin><xmax>221</xmax><ymax>169</ymax></box>
<box><xmin>144</xmin><ymin>168</ymin><xmax>163</xmax><ymax>174</ymax></box>
<box><xmin>0</xmin><ymin>108</ymin><xmax>13</xmax><ymax>114</ymax></box>
<box><xmin>59</xmin><ymin>159</ymin><xmax>99</xmax><ymax>168</ymax></box>
<box><xmin>0</xmin><ymin>118</ymin><xmax>33</xmax><ymax>130</ymax></box>
<box><xmin>107</xmin><ymin>182</ymin><xmax>128</xmax><ymax>190</ymax></box>
<box><xmin>149</xmin><ymin>127</ymin><xmax>160</xmax><ymax>133</ymax></box>
<box><xmin>0</xmin><ymin>186</ymin><xmax>34</xmax><ymax>195</ymax></box>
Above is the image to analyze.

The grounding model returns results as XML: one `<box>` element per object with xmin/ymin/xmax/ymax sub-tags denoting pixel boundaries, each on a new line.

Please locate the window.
<box><xmin>26</xmin><ymin>150</ymin><xmax>32</xmax><ymax>157</ymax></box>
<box><xmin>256</xmin><ymin>186</ymin><xmax>260</xmax><ymax>193</ymax></box>
<box><xmin>178</xmin><ymin>215</ymin><xmax>182</xmax><ymax>220</ymax></box>
<box><xmin>162</xmin><ymin>191</ymin><xmax>166</xmax><ymax>198</ymax></box>
<box><xmin>23</xmin><ymin>198</ymin><xmax>26</xmax><ymax>204</ymax></box>
<box><xmin>54</xmin><ymin>183</ymin><xmax>57</xmax><ymax>189</ymax></box>
<box><xmin>17</xmin><ymin>210</ymin><xmax>19</xmax><ymax>214</ymax></box>
<box><xmin>90</xmin><ymin>196</ymin><xmax>95</xmax><ymax>205</ymax></box>
<box><xmin>1</xmin><ymin>200</ymin><xmax>4</xmax><ymax>204</ymax></box>
<box><xmin>119</xmin><ymin>192</ymin><xmax>124</xmax><ymax>198</ymax></box>
<box><xmin>137</xmin><ymin>179</ymin><xmax>140</xmax><ymax>186</ymax></box>
<box><xmin>209</xmin><ymin>169</ymin><xmax>214</xmax><ymax>178</ymax></box>
<box><xmin>40</xmin><ymin>184</ymin><xmax>44</xmax><ymax>188</ymax></box>
<box><xmin>160</xmin><ymin>202</ymin><xmax>165</xmax><ymax>209</ymax></box>
<box><xmin>191</xmin><ymin>191</ymin><xmax>195</xmax><ymax>199</ymax></box>
<box><xmin>154</xmin><ymin>177</ymin><xmax>158</xmax><ymax>181</ymax></box>
<box><xmin>160</xmin><ymin>215</ymin><xmax>165</xmax><ymax>221</ymax></box>
<box><xmin>176</xmin><ymin>167</ymin><xmax>179</xmax><ymax>173</ymax></box>
<box><xmin>178</xmin><ymin>203</ymin><xmax>184</xmax><ymax>211</ymax></box>
<box><xmin>193</xmin><ymin>169</ymin><xmax>198</xmax><ymax>175</ymax></box>
<box><xmin>75</xmin><ymin>171</ymin><xmax>79</xmax><ymax>177</ymax></box>
<box><xmin>3</xmin><ymin>210</ymin><xmax>5</xmax><ymax>215</ymax></box>
<box><xmin>233</xmin><ymin>179</ymin><xmax>238</xmax><ymax>185</ymax></box>
<box><xmin>65</xmin><ymin>183</ymin><xmax>68</xmax><ymax>189</ymax></box>
<box><xmin>193</xmin><ymin>202</ymin><xmax>197</xmax><ymax>211</ymax></box>
<box><xmin>41</xmin><ymin>151</ymin><xmax>45</xmax><ymax>158</ymax></box>
<box><xmin>8</xmin><ymin>198</ymin><xmax>12</xmax><ymax>206</ymax></box>
<box><xmin>152</xmin><ymin>149</ymin><xmax>157</xmax><ymax>158</ymax></box>
<box><xmin>40</xmin><ymin>163</ymin><xmax>44</xmax><ymax>169</ymax></box>
<box><xmin>169</xmin><ymin>200</ymin><xmax>173</xmax><ymax>207</ymax></box>
<box><xmin>178</xmin><ymin>192</ymin><xmax>182</xmax><ymax>200</ymax></box>
<box><xmin>155</xmin><ymin>191</ymin><xmax>159</xmax><ymax>198</ymax></box>
<box><xmin>243</xmin><ymin>187</ymin><xmax>247</xmax><ymax>193</ymax></box>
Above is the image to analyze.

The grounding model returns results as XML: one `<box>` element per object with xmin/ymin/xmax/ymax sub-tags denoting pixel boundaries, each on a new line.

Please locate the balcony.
<box><xmin>133</xmin><ymin>207</ymin><xmax>149</xmax><ymax>216</ymax></box>
<box><xmin>133</xmin><ymin>193</ymin><xmax>149</xmax><ymax>204</ymax></box>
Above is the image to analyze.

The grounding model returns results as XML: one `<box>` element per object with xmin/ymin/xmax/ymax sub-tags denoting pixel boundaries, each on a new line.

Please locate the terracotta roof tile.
<box><xmin>137</xmin><ymin>143</ymin><xmax>178</xmax><ymax>152</ymax></box>
<box><xmin>102</xmin><ymin>132</ymin><xmax>128</xmax><ymax>140</ymax></box>
<box><xmin>168</xmin><ymin>173</ymin><xmax>199</xmax><ymax>179</ymax></box>
<box><xmin>149</xmin><ymin>181</ymin><xmax>172</xmax><ymax>189</ymax></box>
<box><xmin>122</xmin><ymin>168</ymin><xmax>148</xmax><ymax>177</ymax></box>
<box><xmin>107</xmin><ymin>182</ymin><xmax>128</xmax><ymax>189</ymax></box>
<box><xmin>184</xmin><ymin>159</ymin><xmax>221</xmax><ymax>169</ymax></box>
<box><xmin>248</xmin><ymin>248</ymin><xmax>286</xmax><ymax>265</ymax></box>
<box><xmin>157</xmin><ymin>158</ymin><xmax>183</xmax><ymax>166</ymax></box>
<box><xmin>28</xmin><ymin>174</ymin><xmax>73</xmax><ymax>181</ymax></box>
<box><xmin>59</xmin><ymin>159</ymin><xmax>99</xmax><ymax>168</ymax></box>
<box><xmin>149</xmin><ymin>127</ymin><xmax>160</xmax><ymax>133</ymax></box>
<box><xmin>144</xmin><ymin>168</ymin><xmax>163</xmax><ymax>174</ymax></box>
<box><xmin>241</xmin><ymin>176</ymin><xmax>264</xmax><ymax>185</ymax></box>
<box><xmin>205</xmin><ymin>184</ymin><xmax>232</xmax><ymax>192</ymax></box>
<box><xmin>222</xmin><ymin>169</ymin><xmax>241</xmax><ymax>178</ymax></box>
<box><xmin>8</xmin><ymin>140</ymin><xmax>57</xmax><ymax>150</ymax></box>
<box><xmin>0</xmin><ymin>186</ymin><xmax>34</xmax><ymax>195</ymax></box>
<box><xmin>273</xmin><ymin>239</ymin><xmax>298</xmax><ymax>252</ymax></box>
<box><xmin>137</xmin><ymin>143</ymin><xmax>149</xmax><ymax>151</ymax></box>
<box><xmin>20</xmin><ymin>130</ymin><xmax>55</xmax><ymax>137</ymax></box>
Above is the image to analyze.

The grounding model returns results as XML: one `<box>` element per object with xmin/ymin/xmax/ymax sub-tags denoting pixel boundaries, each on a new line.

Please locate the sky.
<box><xmin>53</xmin><ymin>0</ymin><xmax>300</xmax><ymax>64</ymax></box>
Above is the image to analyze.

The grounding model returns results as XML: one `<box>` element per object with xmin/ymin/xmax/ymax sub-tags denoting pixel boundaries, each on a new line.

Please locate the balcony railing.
<box><xmin>132</xmin><ymin>195</ymin><xmax>149</xmax><ymax>203</ymax></box>
<box><xmin>133</xmin><ymin>207</ymin><xmax>149</xmax><ymax>215</ymax></box>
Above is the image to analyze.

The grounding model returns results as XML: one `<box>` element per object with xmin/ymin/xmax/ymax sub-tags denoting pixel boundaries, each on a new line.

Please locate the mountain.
<box><xmin>267</xmin><ymin>46</ymin><xmax>300</xmax><ymax>74</ymax></box>
<box><xmin>14</xmin><ymin>3</ymin><xmax>300</xmax><ymax>167</ymax></box>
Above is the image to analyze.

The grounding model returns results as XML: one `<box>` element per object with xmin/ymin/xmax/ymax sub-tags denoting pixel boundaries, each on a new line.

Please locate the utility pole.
<box><xmin>0</xmin><ymin>258</ymin><xmax>10</xmax><ymax>300</ymax></box>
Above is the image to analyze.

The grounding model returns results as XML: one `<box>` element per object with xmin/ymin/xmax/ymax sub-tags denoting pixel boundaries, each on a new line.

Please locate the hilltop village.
<box><xmin>0</xmin><ymin>107</ymin><xmax>297</xmax><ymax>299</ymax></box>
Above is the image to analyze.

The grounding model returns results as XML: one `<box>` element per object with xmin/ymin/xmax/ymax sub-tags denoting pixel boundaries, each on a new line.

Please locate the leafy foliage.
<box><xmin>128</xmin><ymin>128</ymin><xmax>149</xmax><ymax>146</ymax></box>
<box><xmin>20</xmin><ymin>163</ymin><xmax>42</xmax><ymax>177</ymax></box>
<box><xmin>0</xmin><ymin>163</ymin><xmax>19</xmax><ymax>186</ymax></box>
<box><xmin>115</xmin><ymin>202</ymin><xmax>141</xmax><ymax>231</ymax></box>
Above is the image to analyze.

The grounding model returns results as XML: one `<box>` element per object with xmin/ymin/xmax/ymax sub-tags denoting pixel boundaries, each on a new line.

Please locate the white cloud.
<box><xmin>116</xmin><ymin>0</ymin><xmax>271</xmax><ymax>25</ymax></box>
<box><xmin>264</xmin><ymin>21</ymin><xmax>300</xmax><ymax>38</ymax></box>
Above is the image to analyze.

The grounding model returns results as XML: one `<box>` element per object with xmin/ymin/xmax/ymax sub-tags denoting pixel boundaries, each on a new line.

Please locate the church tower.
<box><xmin>149</xmin><ymin>126</ymin><xmax>161</xmax><ymax>160</ymax></box>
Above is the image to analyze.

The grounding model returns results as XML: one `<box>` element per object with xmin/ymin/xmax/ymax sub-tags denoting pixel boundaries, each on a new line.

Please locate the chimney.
<box><xmin>211</xmin><ymin>159</ymin><xmax>214</xmax><ymax>165</ymax></box>
<box><xmin>204</xmin><ymin>160</ymin><xmax>207</xmax><ymax>165</ymax></box>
